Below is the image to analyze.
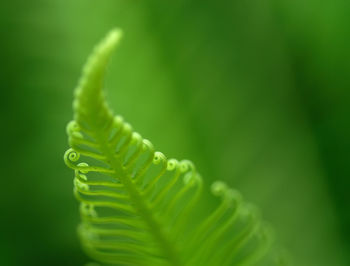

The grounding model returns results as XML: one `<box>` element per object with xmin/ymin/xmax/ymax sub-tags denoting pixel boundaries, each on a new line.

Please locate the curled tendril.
<box><xmin>211</xmin><ymin>181</ymin><xmax>242</xmax><ymax>204</ymax></box>
<box><xmin>211</xmin><ymin>181</ymin><xmax>228</xmax><ymax>196</ymax></box>
<box><xmin>142</xmin><ymin>139</ymin><xmax>154</xmax><ymax>153</ymax></box>
<box><xmin>130</xmin><ymin>132</ymin><xmax>142</xmax><ymax>145</ymax></box>
<box><xmin>224</xmin><ymin>188</ymin><xmax>242</xmax><ymax>203</ymax></box>
<box><xmin>123</xmin><ymin>123</ymin><xmax>133</xmax><ymax>135</ymax></box>
<box><xmin>75</xmin><ymin>170</ymin><xmax>88</xmax><ymax>183</ymax></box>
<box><xmin>80</xmin><ymin>203</ymin><xmax>98</xmax><ymax>218</ymax></box>
<box><xmin>77</xmin><ymin>162</ymin><xmax>90</xmax><ymax>174</ymax></box>
<box><xmin>238</xmin><ymin>203</ymin><xmax>260</xmax><ymax>225</ymax></box>
<box><xmin>153</xmin><ymin>152</ymin><xmax>166</xmax><ymax>165</ymax></box>
<box><xmin>167</xmin><ymin>159</ymin><xmax>178</xmax><ymax>171</ymax></box>
<box><xmin>66</xmin><ymin>120</ymin><xmax>83</xmax><ymax>139</ymax></box>
<box><xmin>64</xmin><ymin>148</ymin><xmax>114</xmax><ymax>174</ymax></box>
<box><xmin>183</xmin><ymin>172</ymin><xmax>201</xmax><ymax>186</ymax></box>
<box><xmin>179</xmin><ymin>160</ymin><xmax>195</xmax><ymax>174</ymax></box>
<box><xmin>78</xmin><ymin>224</ymin><xmax>99</xmax><ymax>242</ymax></box>
<box><xmin>64</xmin><ymin>148</ymin><xmax>81</xmax><ymax>170</ymax></box>
<box><xmin>113</xmin><ymin>115</ymin><xmax>123</xmax><ymax>127</ymax></box>
<box><xmin>75</xmin><ymin>176</ymin><xmax>90</xmax><ymax>191</ymax></box>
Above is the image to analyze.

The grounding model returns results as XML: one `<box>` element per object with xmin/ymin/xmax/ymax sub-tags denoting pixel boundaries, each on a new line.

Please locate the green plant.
<box><xmin>64</xmin><ymin>29</ymin><xmax>286</xmax><ymax>266</ymax></box>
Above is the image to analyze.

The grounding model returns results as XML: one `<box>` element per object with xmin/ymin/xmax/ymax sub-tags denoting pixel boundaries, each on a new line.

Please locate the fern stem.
<box><xmin>65</xmin><ymin>28</ymin><xmax>283</xmax><ymax>266</ymax></box>
<box><xmin>95</xmin><ymin>132</ymin><xmax>181</xmax><ymax>266</ymax></box>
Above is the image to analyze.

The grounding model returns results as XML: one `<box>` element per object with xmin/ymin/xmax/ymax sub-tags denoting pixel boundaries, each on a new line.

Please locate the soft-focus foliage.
<box><xmin>64</xmin><ymin>29</ymin><xmax>282</xmax><ymax>266</ymax></box>
<box><xmin>1</xmin><ymin>1</ymin><xmax>349</xmax><ymax>266</ymax></box>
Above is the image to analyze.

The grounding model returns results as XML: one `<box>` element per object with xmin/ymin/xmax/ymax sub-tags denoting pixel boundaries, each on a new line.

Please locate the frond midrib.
<box><xmin>93</xmin><ymin>130</ymin><xmax>181</xmax><ymax>266</ymax></box>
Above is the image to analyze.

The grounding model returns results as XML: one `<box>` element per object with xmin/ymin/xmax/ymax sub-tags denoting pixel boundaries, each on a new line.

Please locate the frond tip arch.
<box><xmin>64</xmin><ymin>28</ymin><xmax>287</xmax><ymax>266</ymax></box>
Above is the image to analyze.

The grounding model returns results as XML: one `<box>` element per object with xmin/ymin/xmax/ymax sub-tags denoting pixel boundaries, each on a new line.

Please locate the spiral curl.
<box><xmin>63</xmin><ymin>27</ymin><xmax>282</xmax><ymax>266</ymax></box>
<box><xmin>166</xmin><ymin>159</ymin><xmax>178</xmax><ymax>171</ymax></box>
<box><xmin>64</xmin><ymin>148</ymin><xmax>81</xmax><ymax>169</ymax></box>
<box><xmin>153</xmin><ymin>152</ymin><xmax>167</xmax><ymax>165</ymax></box>
<box><xmin>66</xmin><ymin>120</ymin><xmax>83</xmax><ymax>139</ymax></box>
<box><xmin>80</xmin><ymin>203</ymin><xmax>98</xmax><ymax>218</ymax></box>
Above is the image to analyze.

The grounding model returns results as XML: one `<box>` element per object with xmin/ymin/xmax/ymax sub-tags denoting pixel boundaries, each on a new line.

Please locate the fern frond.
<box><xmin>64</xmin><ymin>29</ymin><xmax>287</xmax><ymax>266</ymax></box>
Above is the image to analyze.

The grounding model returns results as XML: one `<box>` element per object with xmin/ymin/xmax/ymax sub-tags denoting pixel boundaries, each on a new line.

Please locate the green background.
<box><xmin>1</xmin><ymin>0</ymin><xmax>349</xmax><ymax>265</ymax></box>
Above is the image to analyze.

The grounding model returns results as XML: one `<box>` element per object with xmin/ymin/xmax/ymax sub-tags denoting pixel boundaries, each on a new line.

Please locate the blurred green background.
<box><xmin>1</xmin><ymin>0</ymin><xmax>349</xmax><ymax>265</ymax></box>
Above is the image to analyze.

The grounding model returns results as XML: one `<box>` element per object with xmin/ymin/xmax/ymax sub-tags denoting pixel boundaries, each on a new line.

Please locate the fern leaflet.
<box><xmin>64</xmin><ymin>29</ymin><xmax>286</xmax><ymax>266</ymax></box>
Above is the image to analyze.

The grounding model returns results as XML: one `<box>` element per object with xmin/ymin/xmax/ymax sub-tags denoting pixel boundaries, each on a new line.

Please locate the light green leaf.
<box><xmin>64</xmin><ymin>29</ymin><xmax>285</xmax><ymax>266</ymax></box>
